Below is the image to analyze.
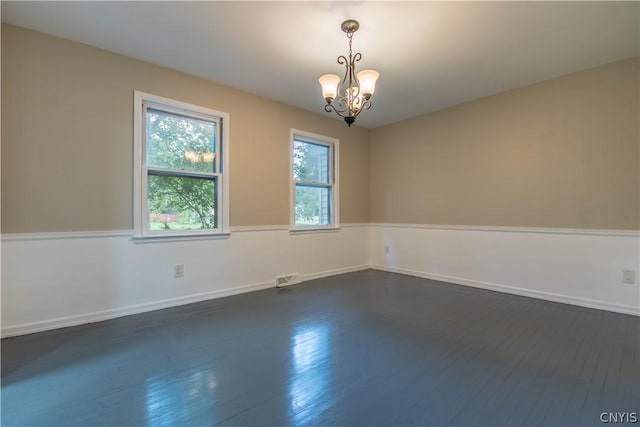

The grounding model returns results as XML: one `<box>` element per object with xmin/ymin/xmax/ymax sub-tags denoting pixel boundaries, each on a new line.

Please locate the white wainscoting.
<box><xmin>1</xmin><ymin>224</ymin><xmax>370</xmax><ymax>337</ymax></box>
<box><xmin>370</xmin><ymin>223</ymin><xmax>640</xmax><ymax>316</ymax></box>
<box><xmin>3</xmin><ymin>222</ymin><xmax>638</xmax><ymax>337</ymax></box>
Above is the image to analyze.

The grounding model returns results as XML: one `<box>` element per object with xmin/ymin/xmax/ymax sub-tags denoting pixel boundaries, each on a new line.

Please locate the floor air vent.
<box><xmin>276</xmin><ymin>273</ymin><xmax>302</xmax><ymax>287</ymax></box>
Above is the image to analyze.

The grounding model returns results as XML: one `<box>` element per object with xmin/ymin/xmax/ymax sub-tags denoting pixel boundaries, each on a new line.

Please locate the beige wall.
<box><xmin>1</xmin><ymin>24</ymin><xmax>370</xmax><ymax>233</ymax></box>
<box><xmin>3</xmin><ymin>25</ymin><xmax>637</xmax><ymax>233</ymax></box>
<box><xmin>370</xmin><ymin>58</ymin><xmax>640</xmax><ymax>230</ymax></box>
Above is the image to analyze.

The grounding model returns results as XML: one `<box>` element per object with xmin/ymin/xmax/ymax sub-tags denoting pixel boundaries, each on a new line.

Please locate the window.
<box><xmin>134</xmin><ymin>91</ymin><xmax>229</xmax><ymax>238</ymax></box>
<box><xmin>291</xmin><ymin>129</ymin><xmax>339</xmax><ymax>230</ymax></box>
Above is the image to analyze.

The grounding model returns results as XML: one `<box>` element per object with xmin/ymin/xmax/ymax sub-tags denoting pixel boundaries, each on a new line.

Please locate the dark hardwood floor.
<box><xmin>2</xmin><ymin>270</ymin><xmax>639</xmax><ymax>426</ymax></box>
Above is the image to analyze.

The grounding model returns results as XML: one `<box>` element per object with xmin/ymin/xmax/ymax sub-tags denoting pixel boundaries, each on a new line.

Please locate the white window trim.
<box><xmin>290</xmin><ymin>129</ymin><xmax>340</xmax><ymax>232</ymax></box>
<box><xmin>133</xmin><ymin>91</ymin><xmax>230</xmax><ymax>239</ymax></box>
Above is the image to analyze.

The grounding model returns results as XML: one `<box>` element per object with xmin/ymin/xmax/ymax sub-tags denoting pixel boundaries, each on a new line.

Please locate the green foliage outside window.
<box><xmin>293</xmin><ymin>140</ymin><xmax>331</xmax><ymax>226</ymax></box>
<box><xmin>146</xmin><ymin>110</ymin><xmax>217</xmax><ymax>230</ymax></box>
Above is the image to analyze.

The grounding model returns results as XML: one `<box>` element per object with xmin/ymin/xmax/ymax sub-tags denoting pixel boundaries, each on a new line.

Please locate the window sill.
<box><xmin>289</xmin><ymin>226</ymin><xmax>341</xmax><ymax>235</ymax></box>
<box><xmin>132</xmin><ymin>232</ymin><xmax>231</xmax><ymax>243</ymax></box>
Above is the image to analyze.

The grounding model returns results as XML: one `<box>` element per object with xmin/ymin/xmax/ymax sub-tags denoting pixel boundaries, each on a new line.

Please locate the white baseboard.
<box><xmin>1</xmin><ymin>279</ymin><xmax>276</xmax><ymax>338</ymax></box>
<box><xmin>371</xmin><ymin>264</ymin><xmax>640</xmax><ymax>316</ymax></box>
<box><xmin>302</xmin><ymin>264</ymin><xmax>370</xmax><ymax>281</ymax></box>
<box><xmin>2</xmin><ymin>265</ymin><xmax>373</xmax><ymax>338</ymax></box>
<box><xmin>6</xmin><ymin>261</ymin><xmax>636</xmax><ymax>338</ymax></box>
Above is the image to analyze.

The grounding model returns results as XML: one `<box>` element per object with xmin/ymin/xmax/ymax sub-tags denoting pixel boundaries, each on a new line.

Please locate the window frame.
<box><xmin>133</xmin><ymin>91</ymin><xmax>230</xmax><ymax>239</ymax></box>
<box><xmin>290</xmin><ymin>129</ymin><xmax>340</xmax><ymax>232</ymax></box>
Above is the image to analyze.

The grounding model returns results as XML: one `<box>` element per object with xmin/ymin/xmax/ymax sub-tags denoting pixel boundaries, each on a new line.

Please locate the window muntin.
<box><xmin>291</xmin><ymin>130</ymin><xmax>339</xmax><ymax>229</ymax></box>
<box><xmin>134</xmin><ymin>92</ymin><xmax>229</xmax><ymax>238</ymax></box>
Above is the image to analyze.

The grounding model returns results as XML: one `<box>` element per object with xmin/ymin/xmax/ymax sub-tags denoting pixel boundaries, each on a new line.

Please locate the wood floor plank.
<box><xmin>447</xmin><ymin>302</ymin><xmax>558</xmax><ymax>426</ymax></box>
<box><xmin>538</xmin><ymin>309</ymin><xmax>603</xmax><ymax>425</ymax></box>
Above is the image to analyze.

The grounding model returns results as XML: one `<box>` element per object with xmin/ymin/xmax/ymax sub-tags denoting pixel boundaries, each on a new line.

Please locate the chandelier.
<box><xmin>318</xmin><ymin>20</ymin><xmax>379</xmax><ymax>127</ymax></box>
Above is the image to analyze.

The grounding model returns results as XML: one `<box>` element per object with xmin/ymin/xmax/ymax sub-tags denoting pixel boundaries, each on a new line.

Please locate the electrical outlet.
<box><xmin>174</xmin><ymin>264</ymin><xmax>184</xmax><ymax>278</ymax></box>
<box><xmin>384</xmin><ymin>245</ymin><xmax>390</xmax><ymax>255</ymax></box>
<box><xmin>623</xmin><ymin>270</ymin><xmax>636</xmax><ymax>284</ymax></box>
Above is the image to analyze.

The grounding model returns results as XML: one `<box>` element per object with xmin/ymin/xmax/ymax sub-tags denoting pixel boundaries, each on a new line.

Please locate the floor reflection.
<box><xmin>146</xmin><ymin>369</ymin><xmax>217</xmax><ymax>426</ymax></box>
<box><xmin>289</xmin><ymin>322</ymin><xmax>332</xmax><ymax>424</ymax></box>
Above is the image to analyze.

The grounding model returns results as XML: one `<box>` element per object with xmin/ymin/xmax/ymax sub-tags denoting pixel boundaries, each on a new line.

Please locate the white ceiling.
<box><xmin>2</xmin><ymin>1</ymin><xmax>639</xmax><ymax>128</ymax></box>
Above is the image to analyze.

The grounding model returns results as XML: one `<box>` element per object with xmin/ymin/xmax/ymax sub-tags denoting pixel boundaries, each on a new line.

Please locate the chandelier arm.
<box><xmin>330</xmin><ymin>96</ymin><xmax>350</xmax><ymax>115</ymax></box>
<box><xmin>349</xmin><ymin>71</ymin><xmax>355</xmax><ymax>116</ymax></box>
<box><xmin>330</xmin><ymin>103</ymin><xmax>366</xmax><ymax>118</ymax></box>
<box><xmin>324</xmin><ymin>104</ymin><xmax>337</xmax><ymax>114</ymax></box>
<box><xmin>325</xmin><ymin>98</ymin><xmax>367</xmax><ymax>116</ymax></box>
<box><xmin>337</xmin><ymin>55</ymin><xmax>350</xmax><ymax>98</ymax></box>
<box><xmin>352</xmin><ymin>52</ymin><xmax>363</xmax><ymax>94</ymax></box>
<box><xmin>324</xmin><ymin>102</ymin><xmax>354</xmax><ymax>119</ymax></box>
<box><xmin>360</xmin><ymin>99</ymin><xmax>373</xmax><ymax>112</ymax></box>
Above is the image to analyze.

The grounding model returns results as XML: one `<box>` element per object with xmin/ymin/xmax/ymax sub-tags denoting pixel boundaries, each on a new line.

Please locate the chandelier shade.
<box><xmin>356</xmin><ymin>70</ymin><xmax>380</xmax><ymax>97</ymax></box>
<box><xmin>318</xmin><ymin>20</ymin><xmax>379</xmax><ymax>127</ymax></box>
<box><xmin>319</xmin><ymin>74</ymin><xmax>341</xmax><ymax>101</ymax></box>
